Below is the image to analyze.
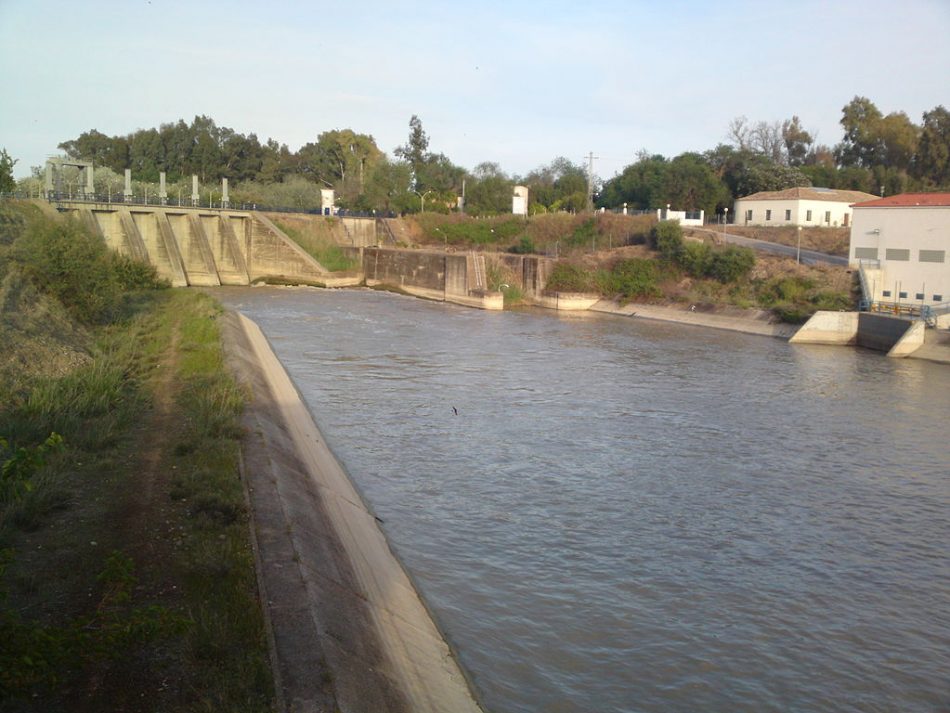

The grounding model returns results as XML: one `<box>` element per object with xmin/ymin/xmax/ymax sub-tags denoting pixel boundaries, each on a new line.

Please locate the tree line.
<box><xmin>10</xmin><ymin>96</ymin><xmax>949</xmax><ymax>217</ymax></box>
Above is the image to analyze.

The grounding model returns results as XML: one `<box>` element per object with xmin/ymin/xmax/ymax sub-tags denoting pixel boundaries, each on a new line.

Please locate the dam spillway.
<box><xmin>60</xmin><ymin>202</ymin><xmax>357</xmax><ymax>287</ymax></box>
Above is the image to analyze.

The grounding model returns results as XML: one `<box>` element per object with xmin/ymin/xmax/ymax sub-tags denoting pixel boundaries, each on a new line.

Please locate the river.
<box><xmin>214</xmin><ymin>286</ymin><xmax>949</xmax><ymax>713</ymax></box>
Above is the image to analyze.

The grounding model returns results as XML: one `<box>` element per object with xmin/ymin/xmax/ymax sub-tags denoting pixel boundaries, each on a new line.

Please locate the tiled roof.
<box><xmin>737</xmin><ymin>187</ymin><xmax>879</xmax><ymax>203</ymax></box>
<box><xmin>851</xmin><ymin>193</ymin><xmax>950</xmax><ymax>208</ymax></box>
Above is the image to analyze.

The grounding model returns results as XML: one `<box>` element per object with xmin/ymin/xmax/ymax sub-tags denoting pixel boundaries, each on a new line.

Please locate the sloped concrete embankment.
<box><xmin>221</xmin><ymin>312</ymin><xmax>482</xmax><ymax>713</ymax></box>
<box><xmin>791</xmin><ymin>310</ymin><xmax>926</xmax><ymax>357</ymax></box>
<box><xmin>70</xmin><ymin>204</ymin><xmax>363</xmax><ymax>288</ymax></box>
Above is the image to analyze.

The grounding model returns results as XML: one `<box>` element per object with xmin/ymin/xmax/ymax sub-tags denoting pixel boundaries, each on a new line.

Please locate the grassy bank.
<box><xmin>0</xmin><ymin>202</ymin><xmax>273</xmax><ymax>710</ymax></box>
<box><xmin>269</xmin><ymin>215</ymin><xmax>359</xmax><ymax>271</ymax></box>
<box><xmin>408</xmin><ymin>211</ymin><xmax>654</xmax><ymax>255</ymax></box>
<box><xmin>545</xmin><ymin>221</ymin><xmax>855</xmax><ymax>323</ymax></box>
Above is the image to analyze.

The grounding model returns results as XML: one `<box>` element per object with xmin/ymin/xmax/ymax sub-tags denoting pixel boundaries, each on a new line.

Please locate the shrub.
<box><xmin>13</xmin><ymin>216</ymin><xmax>123</xmax><ymax>324</ymax></box>
<box><xmin>509</xmin><ymin>236</ymin><xmax>537</xmax><ymax>255</ymax></box>
<box><xmin>604</xmin><ymin>258</ymin><xmax>661</xmax><ymax>300</ymax></box>
<box><xmin>707</xmin><ymin>246</ymin><xmax>755</xmax><ymax>283</ymax></box>
<box><xmin>649</xmin><ymin>220</ymin><xmax>684</xmax><ymax>261</ymax></box>
<box><xmin>679</xmin><ymin>242</ymin><xmax>712</xmax><ymax>278</ymax></box>
<box><xmin>545</xmin><ymin>262</ymin><xmax>596</xmax><ymax>292</ymax></box>
<box><xmin>111</xmin><ymin>253</ymin><xmax>168</xmax><ymax>291</ymax></box>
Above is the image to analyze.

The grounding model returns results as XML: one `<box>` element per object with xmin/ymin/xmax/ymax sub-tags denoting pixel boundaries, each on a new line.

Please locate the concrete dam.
<box><xmin>63</xmin><ymin>203</ymin><xmax>361</xmax><ymax>288</ymax></box>
<box><xmin>58</xmin><ymin>203</ymin><xmax>556</xmax><ymax>311</ymax></box>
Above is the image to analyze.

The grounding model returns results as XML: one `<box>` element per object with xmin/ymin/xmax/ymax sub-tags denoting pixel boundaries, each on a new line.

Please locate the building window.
<box><xmin>806</xmin><ymin>210</ymin><xmax>812</xmax><ymax>221</ymax></box>
<box><xmin>885</xmin><ymin>248</ymin><xmax>911</xmax><ymax>261</ymax></box>
<box><xmin>765</xmin><ymin>209</ymin><xmax>771</xmax><ymax>221</ymax></box>
<box><xmin>883</xmin><ymin>290</ymin><xmax>891</xmax><ymax>297</ymax></box>
<box><xmin>785</xmin><ymin>209</ymin><xmax>791</xmax><ymax>220</ymax></box>
<box><xmin>825</xmin><ymin>211</ymin><xmax>831</xmax><ymax>224</ymax></box>
<box><xmin>919</xmin><ymin>249</ymin><xmax>946</xmax><ymax>263</ymax></box>
<box><xmin>854</xmin><ymin>247</ymin><xmax>878</xmax><ymax>260</ymax></box>
<box><xmin>916</xmin><ymin>293</ymin><xmax>925</xmax><ymax>300</ymax></box>
<box><xmin>899</xmin><ymin>291</ymin><xmax>908</xmax><ymax>299</ymax></box>
<box><xmin>935</xmin><ymin>295</ymin><xmax>944</xmax><ymax>303</ymax></box>
<box><xmin>745</xmin><ymin>209</ymin><xmax>752</xmax><ymax>222</ymax></box>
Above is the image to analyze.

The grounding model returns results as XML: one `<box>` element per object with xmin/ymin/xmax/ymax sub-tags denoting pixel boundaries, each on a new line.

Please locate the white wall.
<box><xmin>733</xmin><ymin>198</ymin><xmax>855</xmax><ymax>227</ymax></box>
<box><xmin>850</xmin><ymin>206</ymin><xmax>950</xmax><ymax>306</ymax></box>
<box><xmin>656</xmin><ymin>208</ymin><xmax>704</xmax><ymax>226</ymax></box>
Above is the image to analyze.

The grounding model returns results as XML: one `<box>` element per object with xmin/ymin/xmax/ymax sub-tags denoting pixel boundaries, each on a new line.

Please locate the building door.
<box><xmin>843</xmin><ymin>213</ymin><xmax>849</xmax><ymax>227</ymax></box>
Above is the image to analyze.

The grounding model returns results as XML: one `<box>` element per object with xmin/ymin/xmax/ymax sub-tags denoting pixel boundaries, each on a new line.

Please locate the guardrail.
<box><xmin>0</xmin><ymin>192</ymin><xmax>395</xmax><ymax>218</ymax></box>
<box><xmin>863</xmin><ymin>300</ymin><xmax>950</xmax><ymax>327</ymax></box>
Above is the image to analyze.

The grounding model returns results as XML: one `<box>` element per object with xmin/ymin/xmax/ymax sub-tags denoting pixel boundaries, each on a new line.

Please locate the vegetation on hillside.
<box><xmin>544</xmin><ymin>220</ymin><xmax>853</xmax><ymax>323</ymax></box>
<box><xmin>0</xmin><ymin>203</ymin><xmax>273</xmax><ymax>709</ymax></box>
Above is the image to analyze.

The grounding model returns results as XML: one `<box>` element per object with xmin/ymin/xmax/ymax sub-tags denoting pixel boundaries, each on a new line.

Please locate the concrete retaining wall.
<box><xmin>856</xmin><ymin>312</ymin><xmax>915</xmax><ymax>353</ymax></box>
<box><xmin>790</xmin><ymin>311</ymin><xmax>859</xmax><ymax>345</ymax></box>
<box><xmin>361</xmin><ymin>247</ymin><xmax>503</xmax><ymax>310</ymax></box>
<box><xmin>792</xmin><ymin>310</ymin><xmax>926</xmax><ymax>357</ymax></box>
<box><xmin>535</xmin><ymin>292</ymin><xmax>602</xmax><ymax>311</ymax></box>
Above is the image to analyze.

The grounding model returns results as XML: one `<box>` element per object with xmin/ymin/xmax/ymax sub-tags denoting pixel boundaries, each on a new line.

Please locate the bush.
<box><xmin>111</xmin><ymin>253</ymin><xmax>168</xmax><ymax>291</ymax></box>
<box><xmin>707</xmin><ymin>246</ymin><xmax>755</xmax><ymax>283</ymax></box>
<box><xmin>13</xmin><ymin>215</ymin><xmax>124</xmax><ymax>324</ymax></box>
<box><xmin>509</xmin><ymin>236</ymin><xmax>537</xmax><ymax>255</ymax></box>
<box><xmin>603</xmin><ymin>258</ymin><xmax>661</xmax><ymax>300</ymax></box>
<box><xmin>679</xmin><ymin>242</ymin><xmax>712</xmax><ymax>278</ymax></box>
<box><xmin>649</xmin><ymin>220</ymin><xmax>684</xmax><ymax>261</ymax></box>
<box><xmin>545</xmin><ymin>262</ymin><xmax>597</xmax><ymax>292</ymax></box>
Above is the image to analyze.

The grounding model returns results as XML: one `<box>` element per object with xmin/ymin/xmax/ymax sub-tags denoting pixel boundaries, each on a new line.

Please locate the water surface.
<box><xmin>216</xmin><ymin>287</ymin><xmax>950</xmax><ymax>713</ymax></box>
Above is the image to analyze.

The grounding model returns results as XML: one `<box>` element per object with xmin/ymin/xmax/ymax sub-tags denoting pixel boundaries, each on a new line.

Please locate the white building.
<box><xmin>657</xmin><ymin>207</ymin><xmax>704</xmax><ymax>226</ymax></box>
<box><xmin>512</xmin><ymin>185</ymin><xmax>529</xmax><ymax>216</ymax></box>
<box><xmin>734</xmin><ymin>187</ymin><xmax>877</xmax><ymax>228</ymax></box>
<box><xmin>320</xmin><ymin>188</ymin><xmax>335</xmax><ymax>216</ymax></box>
<box><xmin>849</xmin><ymin>193</ymin><xmax>950</xmax><ymax>314</ymax></box>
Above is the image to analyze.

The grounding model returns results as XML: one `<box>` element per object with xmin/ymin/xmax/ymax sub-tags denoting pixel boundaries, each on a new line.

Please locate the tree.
<box><xmin>915</xmin><ymin>105</ymin><xmax>950</xmax><ymax>187</ymax></box>
<box><xmin>298</xmin><ymin>129</ymin><xmax>383</xmax><ymax>203</ymax></box>
<box><xmin>836</xmin><ymin>96</ymin><xmax>884</xmax><ymax>167</ymax></box>
<box><xmin>663</xmin><ymin>153</ymin><xmax>731</xmax><ymax>214</ymax></box>
<box><xmin>465</xmin><ymin>162</ymin><xmax>513</xmax><ymax>215</ymax></box>
<box><xmin>749</xmin><ymin>120</ymin><xmax>784</xmax><ymax>164</ymax></box>
<box><xmin>598</xmin><ymin>154</ymin><xmax>668</xmax><ymax>210</ymax></box>
<box><xmin>521</xmin><ymin>157</ymin><xmax>588</xmax><ymax>212</ymax></box>
<box><xmin>877</xmin><ymin>111</ymin><xmax>918</xmax><ymax>172</ymax></box>
<box><xmin>362</xmin><ymin>157</ymin><xmax>412</xmax><ymax>213</ymax></box>
<box><xmin>736</xmin><ymin>162</ymin><xmax>811</xmax><ymax>196</ymax></box>
<box><xmin>0</xmin><ymin>149</ymin><xmax>16</xmax><ymax>193</ymax></box>
<box><xmin>394</xmin><ymin>115</ymin><xmax>430</xmax><ymax>188</ymax></box>
<box><xmin>782</xmin><ymin>116</ymin><xmax>813</xmax><ymax>166</ymax></box>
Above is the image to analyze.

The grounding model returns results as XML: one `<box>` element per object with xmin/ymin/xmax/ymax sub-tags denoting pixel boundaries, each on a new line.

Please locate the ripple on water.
<box><xmin>215</xmin><ymin>287</ymin><xmax>950</xmax><ymax>713</ymax></box>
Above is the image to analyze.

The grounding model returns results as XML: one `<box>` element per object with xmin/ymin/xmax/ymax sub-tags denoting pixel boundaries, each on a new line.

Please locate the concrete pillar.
<box><xmin>191</xmin><ymin>175</ymin><xmax>199</xmax><ymax>207</ymax></box>
<box><xmin>159</xmin><ymin>172</ymin><xmax>168</xmax><ymax>205</ymax></box>
<box><xmin>124</xmin><ymin>169</ymin><xmax>133</xmax><ymax>203</ymax></box>
<box><xmin>84</xmin><ymin>164</ymin><xmax>95</xmax><ymax>198</ymax></box>
<box><xmin>221</xmin><ymin>178</ymin><xmax>229</xmax><ymax>209</ymax></box>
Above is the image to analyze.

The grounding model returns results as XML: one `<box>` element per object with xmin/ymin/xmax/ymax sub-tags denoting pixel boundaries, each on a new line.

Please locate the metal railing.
<box><xmin>0</xmin><ymin>191</ymin><xmax>395</xmax><ymax>218</ymax></box>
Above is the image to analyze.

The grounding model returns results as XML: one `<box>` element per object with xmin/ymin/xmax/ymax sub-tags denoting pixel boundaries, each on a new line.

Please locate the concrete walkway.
<box><xmin>590</xmin><ymin>300</ymin><xmax>799</xmax><ymax>339</ymax></box>
<box><xmin>221</xmin><ymin>312</ymin><xmax>483</xmax><ymax>713</ymax></box>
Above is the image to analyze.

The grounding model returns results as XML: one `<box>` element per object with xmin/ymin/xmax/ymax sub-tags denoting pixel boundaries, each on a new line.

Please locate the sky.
<box><xmin>2</xmin><ymin>0</ymin><xmax>949</xmax><ymax>182</ymax></box>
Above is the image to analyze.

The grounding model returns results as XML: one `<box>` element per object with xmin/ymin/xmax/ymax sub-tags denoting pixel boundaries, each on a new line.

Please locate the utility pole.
<box><xmin>586</xmin><ymin>151</ymin><xmax>599</xmax><ymax>212</ymax></box>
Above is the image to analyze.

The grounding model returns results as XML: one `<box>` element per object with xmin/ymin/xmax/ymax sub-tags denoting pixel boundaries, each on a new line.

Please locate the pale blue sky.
<box><xmin>2</xmin><ymin>0</ymin><xmax>948</xmax><ymax>180</ymax></box>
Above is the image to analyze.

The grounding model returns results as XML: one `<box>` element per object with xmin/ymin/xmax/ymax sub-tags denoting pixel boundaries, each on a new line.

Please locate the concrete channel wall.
<box><xmin>792</xmin><ymin>310</ymin><xmax>927</xmax><ymax>357</ymax></box>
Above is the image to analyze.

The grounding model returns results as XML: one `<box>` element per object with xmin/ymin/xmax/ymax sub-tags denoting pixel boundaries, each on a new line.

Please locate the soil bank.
<box><xmin>220</xmin><ymin>311</ymin><xmax>482</xmax><ymax>713</ymax></box>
